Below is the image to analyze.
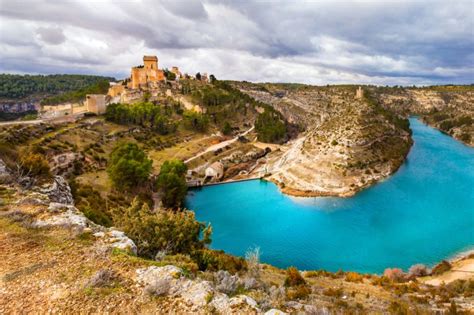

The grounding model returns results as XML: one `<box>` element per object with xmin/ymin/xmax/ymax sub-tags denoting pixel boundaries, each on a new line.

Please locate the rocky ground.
<box><xmin>235</xmin><ymin>83</ymin><xmax>412</xmax><ymax>197</ymax></box>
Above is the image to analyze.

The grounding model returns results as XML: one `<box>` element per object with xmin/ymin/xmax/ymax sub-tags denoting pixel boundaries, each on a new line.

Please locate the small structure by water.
<box><xmin>205</xmin><ymin>162</ymin><xmax>224</xmax><ymax>181</ymax></box>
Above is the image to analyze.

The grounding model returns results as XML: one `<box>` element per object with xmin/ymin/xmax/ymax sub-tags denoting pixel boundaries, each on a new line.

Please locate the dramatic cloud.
<box><xmin>0</xmin><ymin>0</ymin><xmax>472</xmax><ymax>85</ymax></box>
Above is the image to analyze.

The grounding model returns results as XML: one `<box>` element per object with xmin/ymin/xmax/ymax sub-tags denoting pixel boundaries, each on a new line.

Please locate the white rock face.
<box><xmin>34</xmin><ymin>203</ymin><xmax>89</xmax><ymax>229</ymax></box>
<box><xmin>265</xmin><ymin>309</ymin><xmax>288</xmax><ymax>315</ymax></box>
<box><xmin>103</xmin><ymin>229</ymin><xmax>138</xmax><ymax>254</ymax></box>
<box><xmin>16</xmin><ymin>192</ymin><xmax>50</xmax><ymax>206</ymax></box>
<box><xmin>36</xmin><ymin>176</ymin><xmax>74</xmax><ymax>205</ymax></box>
<box><xmin>180</xmin><ymin>280</ymin><xmax>214</xmax><ymax>307</ymax></box>
<box><xmin>136</xmin><ymin>265</ymin><xmax>182</xmax><ymax>285</ymax></box>
<box><xmin>0</xmin><ymin>158</ymin><xmax>11</xmax><ymax>183</ymax></box>
<box><xmin>136</xmin><ymin>266</ymin><xmax>260</xmax><ymax>313</ymax></box>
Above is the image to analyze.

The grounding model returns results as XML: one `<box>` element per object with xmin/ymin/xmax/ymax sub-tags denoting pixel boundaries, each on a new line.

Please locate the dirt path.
<box><xmin>184</xmin><ymin>126</ymin><xmax>254</xmax><ymax>164</ymax></box>
<box><xmin>421</xmin><ymin>258</ymin><xmax>474</xmax><ymax>285</ymax></box>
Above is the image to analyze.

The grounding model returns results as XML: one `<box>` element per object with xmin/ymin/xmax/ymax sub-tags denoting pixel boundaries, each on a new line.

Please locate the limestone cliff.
<box><xmin>236</xmin><ymin>84</ymin><xmax>412</xmax><ymax>197</ymax></box>
<box><xmin>371</xmin><ymin>86</ymin><xmax>474</xmax><ymax>147</ymax></box>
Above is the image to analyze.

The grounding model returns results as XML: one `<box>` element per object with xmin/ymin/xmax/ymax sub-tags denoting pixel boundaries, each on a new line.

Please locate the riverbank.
<box><xmin>421</xmin><ymin>250</ymin><xmax>474</xmax><ymax>285</ymax></box>
<box><xmin>187</xmin><ymin>118</ymin><xmax>474</xmax><ymax>274</ymax></box>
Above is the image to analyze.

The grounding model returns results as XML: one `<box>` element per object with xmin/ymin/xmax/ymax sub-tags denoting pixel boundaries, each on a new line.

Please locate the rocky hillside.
<box><xmin>234</xmin><ymin>83</ymin><xmax>412</xmax><ymax>197</ymax></box>
<box><xmin>371</xmin><ymin>86</ymin><xmax>474</xmax><ymax>146</ymax></box>
<box><xmin>1</xmin><ymin>161</ymin><xmax>473</xmax><ymax>313</ymax></box>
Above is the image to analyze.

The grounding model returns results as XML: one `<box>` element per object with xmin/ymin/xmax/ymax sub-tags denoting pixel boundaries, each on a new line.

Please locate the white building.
<box><xmin>205</xmin><ymin>161</ymin><xmax>224</xmax><ymax>180</ymax></box>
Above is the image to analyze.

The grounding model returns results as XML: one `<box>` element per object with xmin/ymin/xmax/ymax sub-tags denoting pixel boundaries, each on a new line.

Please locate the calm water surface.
<box><xmin>186</xmin><ymin>118</ymin><xmax>474</xmax><ymax>273</ymax></box>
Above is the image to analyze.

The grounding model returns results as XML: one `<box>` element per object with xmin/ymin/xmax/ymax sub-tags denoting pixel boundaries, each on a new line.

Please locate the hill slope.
<box><xmin>234</xmin><ymin>83</ymin><xmax>412</xmax><ymax>197</ymax></box>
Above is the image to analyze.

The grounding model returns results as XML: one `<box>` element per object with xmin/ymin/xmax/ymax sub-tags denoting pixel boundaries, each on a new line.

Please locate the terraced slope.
<box><xmin>234</xmin><ymin>83</ymin><xmax>412</xmax><ymax>197</ymax></box>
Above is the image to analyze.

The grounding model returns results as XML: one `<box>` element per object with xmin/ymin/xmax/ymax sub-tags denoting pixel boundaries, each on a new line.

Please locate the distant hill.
<box><xmin>0</xmin><ymin>74</ymin><xmax>115</xmax><ymax>100</ymax></box>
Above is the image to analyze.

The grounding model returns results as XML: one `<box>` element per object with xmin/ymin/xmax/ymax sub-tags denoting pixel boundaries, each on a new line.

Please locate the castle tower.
<box><xmin>143</xmin><ymin>55</ymin><xmax>158</xmax><ymax>70</ymax></box>
<box><xmin>130</xmin><ymin>55</ymin><xmax>165</xmax><ymax>89</ymax></box>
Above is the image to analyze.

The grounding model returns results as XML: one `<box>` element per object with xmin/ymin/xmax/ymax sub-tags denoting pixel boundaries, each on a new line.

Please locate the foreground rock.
<box><xmin>136</xmin><ymin>265</ymin><xmax>260</xmax><ymax>313</ymax></box>
<box><xmin>7</xmin><ymin>178</ymin><xmax>137</xmax><ymax>255</ymax></box>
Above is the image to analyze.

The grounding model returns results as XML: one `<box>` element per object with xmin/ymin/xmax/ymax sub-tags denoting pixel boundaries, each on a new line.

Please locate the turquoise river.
<box><xmin>185</xmin><ymin>118</ymin><xmax>474</xmax><ymax>273</ymax></box>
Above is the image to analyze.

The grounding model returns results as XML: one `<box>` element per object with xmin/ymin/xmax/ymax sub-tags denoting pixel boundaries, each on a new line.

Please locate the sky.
<box><xmin>0</xmin><ymin>0</ymin><xmax>473</xmax><ymax>85</ymax></box>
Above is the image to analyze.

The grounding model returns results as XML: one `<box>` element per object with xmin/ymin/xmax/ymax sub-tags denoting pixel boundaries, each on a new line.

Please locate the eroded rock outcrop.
<box><xmin>5</xmin><ymin>173</ymin><xmax>137</xmax><ymax>255</ymax></box>
<box><xmin>136</xmin><ymin>265</ymin><xmax>260</xmax><ymax>313</ymax></box>
<box><xmin>34</xmin><ymin>176</ymin><xmax>74</xmax><ymax>204</ymax></box>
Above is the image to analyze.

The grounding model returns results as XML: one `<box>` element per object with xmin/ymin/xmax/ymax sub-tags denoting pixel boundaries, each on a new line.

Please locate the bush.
<box><xmin>286</xmin><ymin>284</ymin><xmax>311</xmax><ymax>300</ymax></box>
<box><xmin>245</xmin><ymin>247</ymin><xmax>261</xmax><ymax>278</ymax></box>
<box><xmin>345</xmin><ymin>272</ymin><xmax>364</xmax><ymax>283</ymax></box>
<box><xmin>113</xmin><ymin>198</ymin><xmax>211</xmax><ymax>258</ymax></box>
<box><xmin>408</xmin><ymin>264</ymin><xmax>429</xmax><ymax>277</ymax></box>
<box><xmin>70</xmin><ymin>180</ymin><xmax>112</xmax><ymax>227</ymax></box>
<box><xmin>156</xmin><ymin>159</ymin><xmax>188</xmax><ymax>209</ymax></box>
<box><xmin>193</xmin><ymin>249</ymin><xmax>246</xmax><ymax>273</ymax></box>
<box><xmin>459</xmin><ymin>133</ymin><xmax>471</xmax><ymax>142</ymax></box>
<box><xmin>323</xmin><ymin>287</ymin><xmax>343</xmax><ymax>297</ymax></box>
<box><xmin>222</xmin><ymin>122</ymin><xmax>232</xmax><ymax>135</ymax></box>
<box><xmin>19</xmin><ymin>149</ymin><xmax>51</xmax><ymax>180</ymax></box>
<box><xmin>431</xmin><ymin>260</ymin><xmax>452</xmax><ymax>275</ymax></box>
<box><xmin>383</xmin><ymin>268</ymin><xmax>408</xmax><ymax>282</ymax></box>
<box><xmin>107</xmin><ymin>143</ymin><xmax>152</xmax><ymax>191</ymax></box>
<box><xmin>284</xmin><ymin>267</ymin><xmax>306</xmax><ymax>287</ymax></box>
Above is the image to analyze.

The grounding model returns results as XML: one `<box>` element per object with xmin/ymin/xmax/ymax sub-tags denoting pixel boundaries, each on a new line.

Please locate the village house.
<box><xmin>85</xmin><ymin>94</ymin><xmax>107</xmax><ymax>114</ymax></box>
<box><xmin>205</xmin><ymin>161</ymin><xmax>224</xmax><ymax>181</ymax></box>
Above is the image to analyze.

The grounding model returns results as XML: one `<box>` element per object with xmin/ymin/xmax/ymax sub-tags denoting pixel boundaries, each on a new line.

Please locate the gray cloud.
<box><xmin>37</xmin><ymin>26</ymin><xmax>66</xmax><ymax>45</ymax></box>
<box><xmin>0</xmin><ymin>0</ymin><xmax>472</xmax><ymax>85</ymax></box>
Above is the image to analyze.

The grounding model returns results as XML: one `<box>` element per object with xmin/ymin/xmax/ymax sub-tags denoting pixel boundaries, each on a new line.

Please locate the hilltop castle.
<box><xmin>129</xmin><ymin>56</ymin><xmax>165</xmax><ymax>89</ymax></box>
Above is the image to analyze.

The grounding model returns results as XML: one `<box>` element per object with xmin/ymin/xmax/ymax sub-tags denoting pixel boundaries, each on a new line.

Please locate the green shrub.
<box><xmin>222</xmin><ymin>122</ymin><xmax>232</xmax><ymax>135</ymax></box>
<box><xmin>19</xmin><ymin>149</ymin><xmax>51</xmax><ymax>180</ymax></box>
<box><xmin>193</xmin><ymin>249</ymin><xmax>246</xmax><ymax>273</ymax></box>
<box><xmin>113</xmin><ymin>198</ymin><xmax>211</xmax><ymax>258</ymax></box>
<box><xmin>70</xmin><ymin>180</ymin><xmax>112</xmax><ymax>227</ymax></box>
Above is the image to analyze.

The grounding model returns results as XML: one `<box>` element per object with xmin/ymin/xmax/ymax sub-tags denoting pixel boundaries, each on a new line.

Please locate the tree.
<box><xmin>113</xmin><ymin>197</ymin><xmax>212</xmax><ymax>258</ymax></box>
<box><xmin>195</xmin><ymin>72</ymin><xmax>201</xmax><ymax>81</ymax></box>
<box><xmin>222</xmin><ymin>121</ymin><xmax>232</xmax><ymax>135</ymax></box>
<box><xmin>183</xmin><ymin>111</ymin><xmax>209</xmax><ymax>132</ymax></box>
<box><xmin>107</xmin><ymin>143</ymin><xmax>152</xmax><ymax>191</ymax></box>
<box><xmin>163</xmin><ymin>69</ymin><xmax>176</xmax><ymax>81</ymax></box>
<box><xmin>255</xmin><ymin>110</ymin><xmax>287</xmax><ymax>143</ymax></box>
<box><xmin>209</xmin><ymin>74</ymin><xmax>216</xmax><ymax>84</ymax></box>
<box><xmin>156</xmin><ymin>159</ymin><xmax>188</xmax><ymax>208</ymax></box>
